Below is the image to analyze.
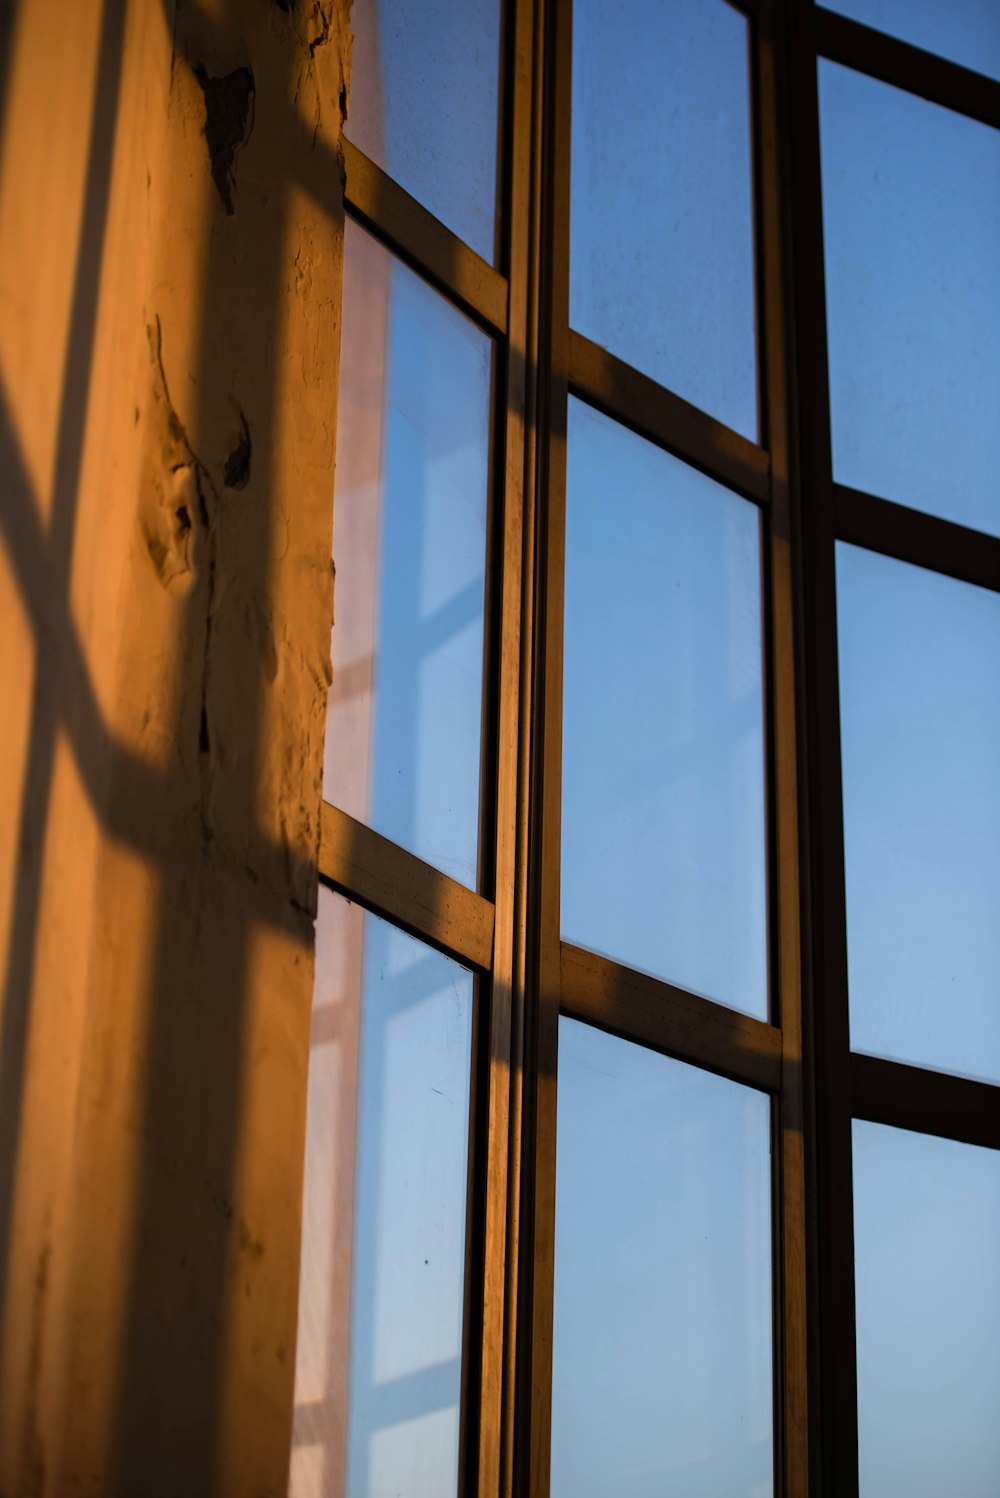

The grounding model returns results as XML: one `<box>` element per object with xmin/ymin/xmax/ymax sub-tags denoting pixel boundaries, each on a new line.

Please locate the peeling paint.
<box><xmin>308</xmin><ymin>3</ymin><xmax>332</xmax><ymax>57</ymax></box>
<box><xmin>141</xmin><ymin>319</ymin><xmax>209</xmax><ymax>592</ymax></box>
<box><xmin>192</xmin><ymin>64</ymin><xmax>255</xmax><ymax>216</ymax></box>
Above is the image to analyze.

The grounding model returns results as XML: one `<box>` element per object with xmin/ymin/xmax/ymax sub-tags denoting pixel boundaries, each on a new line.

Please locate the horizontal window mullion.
<box><xmin>343</xmin><ymin>139</ymin><xmax>509</xmax><ymax>337</ymax></box>
<box><xmin>851</xmin><ymin>1052</ymin><xmax>1000</xmax><ymax>1151</ymax></box>
<box><xmin>814</xmin><ymin>7</ymin><xmax>1000</xmax><ymax>130</ymax></box>
<box><xmin>319</xmin><ymin>801</ymin><xmax>495</xmax><ymax>972</ymax></box>
<box><xmin>834</xmin><ymin>484</ymin><xmax>1000</xmax><ymax>594</ymax></box>
<box><xmin>568</xmin><ymin>329</ymin><xmax>771</xmax><ymax>505</ymax></box>
<box><xmin>559</xmin><ymin>941</ymin><xmax>782</xmax><ymax>1093</ymax></box>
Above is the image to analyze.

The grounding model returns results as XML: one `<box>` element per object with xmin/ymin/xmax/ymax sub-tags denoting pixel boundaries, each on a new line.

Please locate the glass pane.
<box><xmin>570</xmin><ymin>0</ymin><xmax>758</xmax><ymax>439</ymax></box>
<box><xmin>854</xmin><ymin>1121</ymin><xmax>1000</xmax><ymax>1498</ymax></box>
<box><xmin>561</xmin><ymin>398</ymin><xmax>768</xmax><ymax>1018</ymax></box>
<box><xmin>823</xmin><ymin>0</ymin><xmax>1000</xmax><ymax>83</ymax></box>
<box><xmin>346</xmin><ymin>0</ymin><xmax>501</xmax><ymax>262</ymax></box>
<box><xmin>820</xmin><ymin>62</ymin><xmax>1000</xmax><ymax>535</ymax></box>
<box><xmin>551</xmin><ymin>1018</ymin><xmax>773</xmax><ymax>1498</ymax></box>
<box><xmin>291</xmin><ymin>888</ymin><xmax>473</xmax><ymax>1498</ymax></box>
<box><xmin>838</xmin><ymin>544</ymin><xmax>1000</xmax><ymax>1084</ymax></box>
<box><xmin>325</xmin><ymin>219</ymin><xmax>491</xmax><ymax>888</ymax></box>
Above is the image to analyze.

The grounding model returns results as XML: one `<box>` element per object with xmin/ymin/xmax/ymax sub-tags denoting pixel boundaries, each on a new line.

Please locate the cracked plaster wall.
<box><xmin>0</xmin><ymin>0</ymin><xmax>350</xmax><ymax>1491</ymax></box>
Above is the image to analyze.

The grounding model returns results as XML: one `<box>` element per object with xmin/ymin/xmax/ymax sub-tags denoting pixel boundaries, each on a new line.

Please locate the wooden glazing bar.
<box><xmin>835</xmin><ymin>484</ymin><xmax>1000</xmax><ymax>595</ymax></box>
<box><xmin>851</xmin><ymin>1053</ymin><xmax>1000</xmax><ymax>1152</ymax></box>
<box><xmin>318</xmin><ymin>801</ymin><xmax>494</xmax><ymax>971</ymax></box>
<box><xmin>815</xmin><ymin>6</ymin><xmax>1000</xmax><ymax>130</ymax></box>
<box><xmin>343</xmin><ymin>138</ymin><xmax>509</xmax><ymax>336</ymax></box>
<box><xmin>559</xmin><ymin>942</ymin><xmax>783</xmax><ymax>1094</ymax></box>
<box><xmin>568</xmin><ymin>328</ymin><xmax>772</xmax><ymax>505</ymax></box>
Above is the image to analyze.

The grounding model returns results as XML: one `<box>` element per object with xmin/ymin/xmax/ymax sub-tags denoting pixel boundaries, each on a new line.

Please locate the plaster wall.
<box><xmin>0</xmin><ymin>0</ymin><xmax>351</xmax><ymax>1490</ymax></box>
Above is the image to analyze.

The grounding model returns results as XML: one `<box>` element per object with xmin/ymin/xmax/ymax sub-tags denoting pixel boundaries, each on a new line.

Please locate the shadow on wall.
<box><xmin>0</xmin><ymin>0</ymin><xmax>348</xmax><ymax>1490</ymax></box>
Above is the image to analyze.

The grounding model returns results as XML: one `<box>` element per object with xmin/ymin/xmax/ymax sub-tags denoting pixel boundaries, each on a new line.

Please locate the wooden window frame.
<box><xmin>314</xmin><ymin>4</ymin><xmax>1000</xmax><ymax>1495</ymax></box>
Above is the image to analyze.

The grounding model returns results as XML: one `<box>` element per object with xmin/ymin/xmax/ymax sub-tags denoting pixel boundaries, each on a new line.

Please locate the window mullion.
<box><xmin>783</xmin><ymin>1</ymin><xmax>860</xmax><ymax>1494</ymax></box>
<box><xmin>756</xmin><ymin>1</ymin><xmax>813</xmax><ymax>1493</ymax></box>
<box><xmin>475</xmin><ymin>0</ymin><xmax>545</xmax><ymax>1490</ymax></box>
<box><xmin>514</xmin><ymin>0</ymin><xmax>573</xmax><ymax>1493</ymax></box>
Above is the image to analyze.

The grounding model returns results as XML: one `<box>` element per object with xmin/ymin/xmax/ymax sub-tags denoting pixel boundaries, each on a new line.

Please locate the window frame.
<box><xmin>789</xmin><ymin>6</ymin><xmax>1000</xmax><ymax>1494</ymax></box>
<box><xmin>309</xmin><ymin>3</ymin><xmax>1000</xmax><ymax>1494</ymax></box>
<box><xmin>523</xmin><ymin>3</ymin><xmax>808</xmax><ymax>1492</ymax></box>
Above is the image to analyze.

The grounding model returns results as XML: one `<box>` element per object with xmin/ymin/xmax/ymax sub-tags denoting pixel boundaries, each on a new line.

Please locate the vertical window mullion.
<box><xmin>516</xmin><ymin>0</ymin><xmax>573</xmax><ymax>1493</ymax></box>
<box><xmin>476</xmin><ymin>0</ymin><xmax>543</xmax><ymax>1492</ymax></box>
<box><xmin>755</xmin><ymin>1</ymin><xmax>812</xmax><ymax>1493</ymax></box>
<box><xmin>783</xmin><ymin>1</ymin><xmax>860</xmax><ymax>1493</ymax></box>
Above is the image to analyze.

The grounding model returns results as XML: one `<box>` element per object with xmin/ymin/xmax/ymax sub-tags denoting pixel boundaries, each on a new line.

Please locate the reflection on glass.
<box><xmin>570</xmin><ymin>0</ymin><xmax>758</xmax><ymax>438</ymax></box>
<box><xmin>823</xmin><ymin>0</ymin><xmax>1000</xmax><ymax>83</ymax></box>
<box><xmin>561</xmin><ymin>398</ymin><xmax>768</xmax><ymax>1018</ymax></box>
<box><xmin>820</xmin><ymin>62</ymin><xmax>1000</xmax><ymax>535</ymax></box>
<box><xmin>551</xmin><ymin>1019</ymin><xmax>773</xmax><ymax>1498</ymax></box>
<box><xmin>325</xmin><ymin>219</ymin><xmax>491</xmax><ymax>888</ymax></box>
<box><xmin>854</xmin><ymin>1121</ymin><xmax>1000</xmax><ymax>1498</ymax></box>
<box><xmin>838</xmin><ymin>544</ymin><xmax>1000</xmax><ymax>1084</ymax></box>
<box><xmin>346</xmin><ymin>0</ymin><xmax>501</xmax><ymax>261</ymax></box>
<box><xmin>290</xmin><ymin>888</ymin><xmax>473</xmax><ymax>1498</ymax></box>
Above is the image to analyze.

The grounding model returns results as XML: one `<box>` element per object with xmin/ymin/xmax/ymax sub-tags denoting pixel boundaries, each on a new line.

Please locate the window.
<box><xmin>292</xmin><ymin>2</ymin><xmax>1000</xmax><ymax>1495</ymax></box>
